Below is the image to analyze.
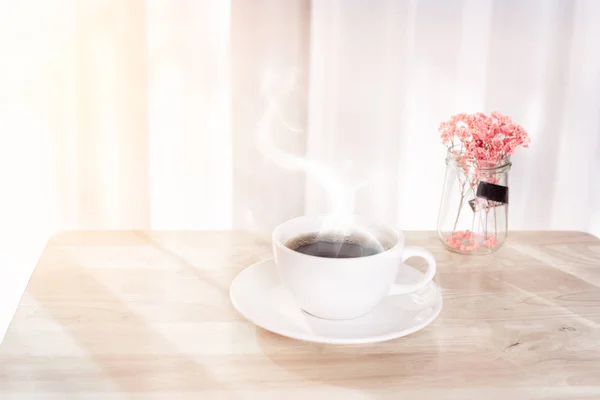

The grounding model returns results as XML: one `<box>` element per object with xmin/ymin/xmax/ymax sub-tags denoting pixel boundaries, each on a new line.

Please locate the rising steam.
<box><xmin>257</xmin><ymin>69</ymin><xmax>385</xmax><ymax>252</ymax></box>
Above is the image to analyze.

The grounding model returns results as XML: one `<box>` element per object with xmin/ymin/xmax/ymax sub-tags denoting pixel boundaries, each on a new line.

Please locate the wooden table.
<box><xmin>1</xmin><ymin>231</ymin><xmax>600</xmax><ymax>399</ymax></box>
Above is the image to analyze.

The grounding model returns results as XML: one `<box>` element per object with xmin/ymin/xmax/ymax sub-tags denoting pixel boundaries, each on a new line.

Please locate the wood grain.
<box><xmin>1</xmin><ymin>231</ymin><xmax>599</xmax><ymax>399</ymax></box>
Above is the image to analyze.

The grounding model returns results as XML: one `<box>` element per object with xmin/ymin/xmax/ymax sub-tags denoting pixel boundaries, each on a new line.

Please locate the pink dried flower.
<box><xmin>446</xmin><ymin>230</ymin><xmax>480</xmax><ymax>252</ymax></box>
<box><xmin>439</xmin><ymin>111</ymin><xmax>530</xmax><ymax>163</ymax></box>
<box><xmin>446</xmin><ymin>230</ymin><xmax>501</xmax><ymax>252</ymax></box>
<box><xmin>483</xmin><ymin>236</ymin><xmax>498</xmax><ymax>248</ymax></box>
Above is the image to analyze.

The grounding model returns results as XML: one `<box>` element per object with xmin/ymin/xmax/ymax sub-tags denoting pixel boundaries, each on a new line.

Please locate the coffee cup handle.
<box><xmin>388</xmin><ymin>246</ymin><xmax>437</xmax><ymax>295</ymax></box>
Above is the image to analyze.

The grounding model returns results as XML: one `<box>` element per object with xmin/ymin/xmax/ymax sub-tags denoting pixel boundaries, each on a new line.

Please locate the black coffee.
<box><xmin>285</xmin><ymin>233</ymin><xmax>386</xmax><ymax>259</ymax></box>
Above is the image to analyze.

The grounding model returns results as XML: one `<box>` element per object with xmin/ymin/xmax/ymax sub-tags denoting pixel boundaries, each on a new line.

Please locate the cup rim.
<box><xmin>272</xmin><ymin>214</ymin><xmax>403</xmax><ymax>260</ymax></box>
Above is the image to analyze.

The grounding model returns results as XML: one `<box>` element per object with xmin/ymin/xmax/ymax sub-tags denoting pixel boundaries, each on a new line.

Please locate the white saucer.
<box><xmin>230</xmin><ymin>258</ymin><xmax>443</xmax><ymax>344</ymax></box>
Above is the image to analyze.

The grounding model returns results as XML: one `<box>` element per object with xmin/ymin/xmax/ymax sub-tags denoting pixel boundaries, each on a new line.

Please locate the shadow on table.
<box><xmin>255</xmin><ymin>325</ymin><xmax>442</xmax><ymax>389</ymax></box>
<box><xmin>135</xmin><ymin>231</ymin><xmax>272</xmax><ymax>296</ymax></box>
<box><xmin>22</xmin><ymin>253</ymin><xmax>222</xmax><ymax>393</ymax></box>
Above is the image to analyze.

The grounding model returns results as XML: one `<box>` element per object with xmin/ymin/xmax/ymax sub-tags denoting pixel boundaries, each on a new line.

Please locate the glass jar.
<box><xmin>437</xmin><ymin>150</ymin><xmax>511</xmax><ymax>255</ymax></box>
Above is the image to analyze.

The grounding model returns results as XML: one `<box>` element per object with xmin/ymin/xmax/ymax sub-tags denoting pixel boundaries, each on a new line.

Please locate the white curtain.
<box><xmin>1</xmin><ymin>0</ymin><xmax>599</xmax><ymax>236</ymax></box>
<box><xmin>1</xmin><ymin>0</ymin><xmax>600</xmax><ymax>339</ymax></box>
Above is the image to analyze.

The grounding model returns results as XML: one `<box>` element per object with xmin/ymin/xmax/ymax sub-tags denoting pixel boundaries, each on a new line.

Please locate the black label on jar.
<box><xmin>476</xmin><ymin>181</ymin><xmax>509</xmax><ymax>204</ymax></box>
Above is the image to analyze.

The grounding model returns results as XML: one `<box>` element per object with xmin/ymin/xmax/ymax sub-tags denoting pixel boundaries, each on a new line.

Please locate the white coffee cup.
<box><xmin>272</xmin><ymin>215</ymin><xmax>437</xmax><ymax>320</ymax></box>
